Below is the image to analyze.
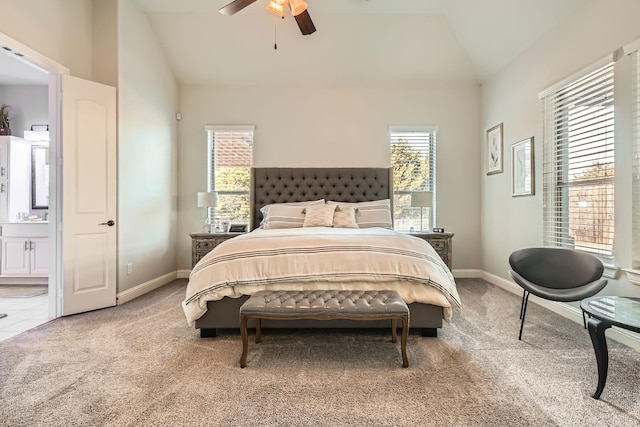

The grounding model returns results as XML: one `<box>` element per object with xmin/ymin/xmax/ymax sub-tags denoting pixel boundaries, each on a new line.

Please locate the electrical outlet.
<box><xmin>127</xmin><ymin>263</ymin><xmax>133</xmax><ymax>275</ymax></box>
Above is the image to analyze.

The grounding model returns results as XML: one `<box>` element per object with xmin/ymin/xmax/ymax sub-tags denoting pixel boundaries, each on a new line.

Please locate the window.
<box><xmin>205</xmin><ymin>125</ymin><xmax>254</xmax><ymax>226</ymax></box>
<box><xmin>542</xmin><ymin>60</ymin><xmax>615</xmax><ymax>259</ymax></box>
<box><xmin>389</xmin><ymin>126</ymin><xmax>437</xmax><ymax>232</ymax></box>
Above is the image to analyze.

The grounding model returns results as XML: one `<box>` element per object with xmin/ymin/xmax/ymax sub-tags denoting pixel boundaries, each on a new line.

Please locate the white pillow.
<box><xmin>332</xmin><ymin>206</ymin><xmax>359</xmax><ymax>229</ymax></box>
<box><xmin>326</xmin><ymin>199</ymin><xmax>393</xmax><ymax>229</ymax></box>
<box><xmin>260</xmin><ymin>199</ymin><xmax>325</xmax><ymax>229</ymax></box>
<box><xmin>303</xmin><ymin>204</ymin><xmax>337</xmax><ymax>228</ymax></box>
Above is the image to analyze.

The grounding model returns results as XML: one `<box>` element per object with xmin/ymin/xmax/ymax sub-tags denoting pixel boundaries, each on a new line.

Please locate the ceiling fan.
<box><xmin>219</xmin><ymin>0</ymin><xmax>316</xmax><ymax>35</ymax></box>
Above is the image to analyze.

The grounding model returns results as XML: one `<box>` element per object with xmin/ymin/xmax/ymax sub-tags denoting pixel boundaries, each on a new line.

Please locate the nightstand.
<box><xmin>409</xmin><ymin>232</ymin><xmax>454</xmax><ymax>270</ymax></box>
<box><xmin>190</xmin><ymin>232</ymin><xmax>244</xmax><ymax>267</ymax></box>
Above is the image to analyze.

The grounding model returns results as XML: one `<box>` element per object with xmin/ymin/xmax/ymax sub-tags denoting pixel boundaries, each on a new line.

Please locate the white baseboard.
<box><xmin>481</xmin><ymin>271</ymin><xmax>640</xmax><ymax>351</ymax></box>
<box><xmin>452</xmin><ymin>269</ymin><xmax>483</xmax><ymax>278</ymax></box>
<box><xmin>177</xmin><ymin>270</ymin><xmax>190</xmax><ymax>279</ymax></box>
<box><xmin>116</xmin><ymin>271</ymin><xmax>177</xmax><ymax>305</ymax></box>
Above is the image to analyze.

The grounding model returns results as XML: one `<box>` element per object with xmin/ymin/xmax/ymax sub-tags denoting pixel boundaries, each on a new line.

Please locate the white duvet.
<box><xmin>182</xmin><ymin>227</ymin><xmax>461</xmax><ymax>325</ymax></box>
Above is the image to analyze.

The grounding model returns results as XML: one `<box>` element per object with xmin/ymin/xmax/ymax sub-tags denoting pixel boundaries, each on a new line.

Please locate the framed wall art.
<box><xmin>512</xmin><ymin>137</ymin><xmax>534</xmax><ymax>197</ymax></box>
<box><xmin>486</xmin><ymin>123</ymin><xmax>503</xmax><ymax>175</ymax></box>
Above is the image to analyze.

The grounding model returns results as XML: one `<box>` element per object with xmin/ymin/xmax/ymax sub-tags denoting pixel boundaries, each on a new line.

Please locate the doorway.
<box><xmin>0</xmin><ymin>40</ymin><xmax>54</xmax><ymax>341</ymax></box>
<box><xmin>0</xmin><ymin>31</ymin><xmax>118</xmax><ymax>339</ymax></box>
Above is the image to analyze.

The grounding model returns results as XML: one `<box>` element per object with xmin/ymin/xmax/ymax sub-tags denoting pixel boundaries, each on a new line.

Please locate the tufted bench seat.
<box><xmin>239</xmin><ymin>290</ymin><xmax>410</xmax><ymax>368</ymax></box>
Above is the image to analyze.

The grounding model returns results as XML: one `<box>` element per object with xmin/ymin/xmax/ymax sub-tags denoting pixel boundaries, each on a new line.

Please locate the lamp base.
<box><xmin>202</xmin><ymin>217</ymin><xmax>213</xmax><ymax>233</ymax></box>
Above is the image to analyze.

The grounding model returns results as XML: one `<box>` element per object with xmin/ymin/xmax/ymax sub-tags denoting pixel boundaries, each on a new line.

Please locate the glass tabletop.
<box><xmin>581</xmin><ymin>296</ymin><xmax>640</xmax><ymax>332</ymax></box>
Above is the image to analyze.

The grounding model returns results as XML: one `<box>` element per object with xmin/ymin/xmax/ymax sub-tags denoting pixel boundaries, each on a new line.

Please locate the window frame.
<box><xmin>541</xmin><ymin>59</ymin><xmax>615</xmax><ymax>260</ymax></box>
<box><xmin>204</xmin><ymin>125</ymin><xmax>255</xmax><ymax>227</ymax></box>
<box><xmin>388</xmin><ymin>125</ymin><xmax>438</xmax><ymax>232</ymax></box>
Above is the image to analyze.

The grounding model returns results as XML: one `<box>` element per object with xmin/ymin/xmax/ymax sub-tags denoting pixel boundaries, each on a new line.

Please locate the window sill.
<box><xmin>602</xmin><ymin>263</ymin><xmax>620</xmax><ymax>280</ymax></box>
<box><xmin>622</xmin><ymin>268</ymin><xmax>640</xmax><ymax>286</ymax></box>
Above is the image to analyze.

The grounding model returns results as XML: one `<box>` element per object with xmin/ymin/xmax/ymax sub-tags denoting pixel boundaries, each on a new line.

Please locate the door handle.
<box><xmin>0</xmin><ymin>183</ymin><xmax>4</xmax><ymax>193</ymax></box>
<box><xmin>99</xmin><ymin>220</ymin><xmax>115</xmax><ymax>226</ymax></box>
<box><xmin>24</xmin><ymin>240</ymin><xmax>29</xmax><ymax>251</ymax></box>
<box><xmin>29</xmin><ymin>241</ymin><xmax>34</xmax><ymax>251</ymax></box>
<box><xmin>0</xmin><ymin>166</ymin><xmax>5</xmax><ymax>177</ymax></box>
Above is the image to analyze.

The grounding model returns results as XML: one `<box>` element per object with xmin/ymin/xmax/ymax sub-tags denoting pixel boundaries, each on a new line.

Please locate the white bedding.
<box><xmin>182</xmin><ymin>227</ymin><xmax>461</xmax><ymax>325</ymax></box>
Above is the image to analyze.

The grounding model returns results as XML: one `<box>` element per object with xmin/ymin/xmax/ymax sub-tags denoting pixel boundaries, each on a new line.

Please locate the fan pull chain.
<box><xmin>274</xmin><ymin>22</ymin><xmax>277</xmax><ymax>50</ymax></box>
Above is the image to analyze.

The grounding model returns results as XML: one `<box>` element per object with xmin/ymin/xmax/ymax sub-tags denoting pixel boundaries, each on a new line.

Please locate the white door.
<box><xmin>58</xmin><ymin>75</ymin><xmax>117</xmax><ymax>315</ymax></box>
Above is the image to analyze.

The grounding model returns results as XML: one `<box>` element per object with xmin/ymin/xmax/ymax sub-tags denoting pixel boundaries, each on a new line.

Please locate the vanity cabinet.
<box><xmin>0</xmin><ymin>136</ymin><xmax>31</xmax><ymax>222</ymax></box>
<box><xmin>1</xmin><ymin>237</ymin><xmax>48</xmax><ymax>276</ymax></box>
<box><xmin>0</xmin><ymin>223</ymin><xmax>48</xmax><ymax>278</ymax></box>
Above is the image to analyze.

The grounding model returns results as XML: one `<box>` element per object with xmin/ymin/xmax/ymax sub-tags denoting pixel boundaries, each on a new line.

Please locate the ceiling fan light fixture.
<box><xmin>266</xmin><ymin>1</ymin><xmax>285</xmax><ymax>18</ymax></box>
<box><xmin>288</xmin><ymin>0</ymin><xmax>308</xmax><ymax>16</ymax></box>
<box><xmin>274</xmin><ymin>0</ymin><xmax>288</xmax><ymax>5</ymax></box>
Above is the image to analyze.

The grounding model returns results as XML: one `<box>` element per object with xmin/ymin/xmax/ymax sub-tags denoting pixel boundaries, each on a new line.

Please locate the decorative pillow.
<box><xmin>262</xmin><ymin>205</ymin><xmax>308</xmax><ymax>229</ymax></box>
<box><xmin>260</xmin><ymin>199</ymin><xmax>325</xmax><ymax>228</ymax></box>
<box><xmin>326</xmin><ymin>199</ymin><xmax>393</xmax><ymax>229</ymax></box>
<box><xmin>332</xmin><ymin>206</ymin><xmax>359</xmax><ymax>229</ymax></box>
<box><xmin>303</xmin><ymin>204</ymin><xmax>337</xmax><ymax>228</ymax></box>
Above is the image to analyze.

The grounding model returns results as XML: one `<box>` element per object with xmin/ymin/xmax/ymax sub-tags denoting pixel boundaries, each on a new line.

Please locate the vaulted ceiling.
<box><xmin>135</xmin><ymin>0</ymin><xmax>589</xmax><ymax>86</ymax></box>
<box><xmin>0</xmin><ymin>0</ymin><xmax>589</xmax><ymax>86</ymax></box>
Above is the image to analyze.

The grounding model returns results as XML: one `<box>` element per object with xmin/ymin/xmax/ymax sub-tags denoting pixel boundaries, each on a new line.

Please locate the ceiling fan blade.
<box><xmin>294</xmin><ymin>9</ymin><xmax>316</xmax><ymax>35</ymax></box>
<box><xmin>219</xmin><ymin>0</ymin><xmax>257</xmax><ymax>16</ymax></box>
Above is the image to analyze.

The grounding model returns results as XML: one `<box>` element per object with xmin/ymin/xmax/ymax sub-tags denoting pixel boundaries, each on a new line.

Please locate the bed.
<box><xmin>183</xmin><ymin>167</ymin><xmax>460</xmax><ymax>337</ymax></box>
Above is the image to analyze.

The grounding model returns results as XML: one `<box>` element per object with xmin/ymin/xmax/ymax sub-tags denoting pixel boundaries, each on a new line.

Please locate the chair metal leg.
<box><xmin>520</xmin><ymin>290</ymin><xmax>527</xmax><ymax>319</ymax></box>
<box><xmin>519</xmin><ymin>292</ymin><xmax>530</xmax><ymax>340</ymax></box>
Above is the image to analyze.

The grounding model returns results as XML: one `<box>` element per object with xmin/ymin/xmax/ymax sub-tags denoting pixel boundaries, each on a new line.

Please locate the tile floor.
<box><xmin>0</xmin><ymin>293</ymin><xmax>49</xmax><ymax>342</ymax></box>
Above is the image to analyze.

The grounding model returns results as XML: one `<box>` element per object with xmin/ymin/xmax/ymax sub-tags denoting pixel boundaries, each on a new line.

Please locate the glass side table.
<box><xmin>580</xmin><ymin>296</ymin><xmax>640</xmax><ymax>399</ymax></box>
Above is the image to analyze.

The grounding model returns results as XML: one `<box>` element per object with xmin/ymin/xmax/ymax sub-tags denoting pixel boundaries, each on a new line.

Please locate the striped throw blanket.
<box><xmin>183</xmin><ymin>227</ymin><xmax>461</xmax><ymax>325</ymax></box>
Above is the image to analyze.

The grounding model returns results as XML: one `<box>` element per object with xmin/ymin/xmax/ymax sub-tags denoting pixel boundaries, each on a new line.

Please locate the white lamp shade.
<box><xmin>289</xmin><ymin>0</ymin><xmax>308</xmax><ymax>16</ymax></box>
<box><xmin>411</xmin><ymin>191</ymin><xmax>433</xmax><ymax>208</ymax></box>
<box><xmin>197</xmin><ymin>191</ymin><xmax>217</xmax><ymax>208</ymax></box>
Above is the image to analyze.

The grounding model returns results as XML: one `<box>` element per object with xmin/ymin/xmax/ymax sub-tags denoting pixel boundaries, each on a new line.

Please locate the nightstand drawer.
<box><xmin>408</xmin><ymin>232</ymin><xmax>454</xmax><ymax>270</ymax></box>
<box><xmin>195</xmin><ymin>239</ymin><xmax>216</xmax><ymax>252</ymax></box>
<box><xmin>190</xmin><ymin>232</ymin><xmax>244</xmax><ymax>267</ymax></box>
<box><xmin>429</xmin><ymin>240</ymin><xmax>446</xmax><ymax>251</ymax></box>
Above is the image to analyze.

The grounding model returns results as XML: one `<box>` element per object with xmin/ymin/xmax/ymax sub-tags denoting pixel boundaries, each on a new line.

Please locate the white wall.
<box><xmin>0</xmin><ymin>0</ymin><xmax>93</xmax><ymax>80</ymax></box>
<box><xmin>177</xmin><ymin>81</ymin><xmax>482</xmax><ymax>270</ymax></box>
<box><xmin>117</xmin><ymin>0</ymin><xmax>178</xmax><ymax>292</ymax></box>
<box><xmin>481</xmin><ymin>0</ymin><xmax>640</xmax><ymax>297</ymax></box>
<box><xmin>0</xmin><ymin>85</ymin><xmax>48</xmax><ymax>139</ymax></box>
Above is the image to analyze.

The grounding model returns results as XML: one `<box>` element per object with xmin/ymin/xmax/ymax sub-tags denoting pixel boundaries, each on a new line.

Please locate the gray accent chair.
<box><xmin>508</xmin><ymin>247</ymin><xmax>608</xmax><ymax>340</ymax></box>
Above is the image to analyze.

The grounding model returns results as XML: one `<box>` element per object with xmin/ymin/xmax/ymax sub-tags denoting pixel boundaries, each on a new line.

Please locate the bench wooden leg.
<box><xmin>255</xmin><ymin>318</ymin><xmax>262</xmax><ymax>343</ymax></box>
<box><xmin>391</xmin><ymin>319</ymin><xmax>398</xmax><ymax>343</ymax></box>
<box><xmin>401</xmin><ymin>315</ymin><xmax>409</xmax><ymax>368</ymax></box>
<box><xmin>240</xmin><ymin>315</ymin><xmax>249</xmax><ymax>368</ymax></box>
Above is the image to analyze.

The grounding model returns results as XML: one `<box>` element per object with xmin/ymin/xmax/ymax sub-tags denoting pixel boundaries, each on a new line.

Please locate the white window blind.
<box><xmin>389</xmin><ymin>126</ymin><xmax>437</xmax><ymax>232</ymax></box>
<box><xmin>205</xmin><ymin>125</ymin><xmax>254</xmax><ymax>225</ymax></box>
<box><xmin>542</xmin><ymin>62</ymin><xmax>615</xmax><ymax>259</ymax></box>
<box><xmin>632</xmin><ymin>51</ymin><xmax>640</xmax><ymax>267</ymax></box>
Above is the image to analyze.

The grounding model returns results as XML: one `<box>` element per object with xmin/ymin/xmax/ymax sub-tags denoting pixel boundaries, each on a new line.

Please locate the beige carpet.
<box><xmin>0</xmin><ymin>279</ymin><xmax>639</xmax><ymax>426</ymax></box>
<box><xmin>0</xmin><ymin>285</ymin><xmax>47</xmax><ymax>298</ymax></box>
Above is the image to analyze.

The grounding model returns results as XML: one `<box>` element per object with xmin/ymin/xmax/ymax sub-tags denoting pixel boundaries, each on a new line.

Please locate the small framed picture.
<box><xmin>486</xmin><ymin>123</ymin><xmax>503</xmax><ymax>175</ymax></box>
<box><xmin>512</xmin><ymin>137</ymin><xmax>534</xmax><ymax>197</ymax></box>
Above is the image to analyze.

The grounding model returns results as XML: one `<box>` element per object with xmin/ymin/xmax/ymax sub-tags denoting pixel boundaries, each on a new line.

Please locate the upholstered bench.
<box><xmin>239</xmin><ymin>290</ymin><xmax>410</xmax><ymax>368</ymax></box>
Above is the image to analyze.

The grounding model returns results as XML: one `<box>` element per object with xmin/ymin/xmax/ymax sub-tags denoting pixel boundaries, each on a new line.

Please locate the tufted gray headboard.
<box><xmin>250</xmin><ymin>167</ymin><xmax>393</xmax><ymax>230</ymax></box>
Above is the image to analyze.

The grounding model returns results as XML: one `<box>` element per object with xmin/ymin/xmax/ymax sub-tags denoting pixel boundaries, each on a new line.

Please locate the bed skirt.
<box><xmin>195</xmin><ymin>296</ymin><xmax>443</xmax><ymax>333</ymax></box>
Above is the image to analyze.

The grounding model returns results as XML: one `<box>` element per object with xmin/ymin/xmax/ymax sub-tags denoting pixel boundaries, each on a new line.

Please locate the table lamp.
<box><xmin>197</xmin><ymin>191</ymin><xmax>217</xmax><ymax>233</ymax></box>
<box><xmin>411</xmin><ymin>191</ymin><xmax>433</xmax><ymax>232</ymax></box>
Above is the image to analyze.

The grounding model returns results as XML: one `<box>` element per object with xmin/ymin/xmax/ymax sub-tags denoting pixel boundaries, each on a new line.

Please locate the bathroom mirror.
<box><xmin>31</xmin><ymin>145</ymin><xmax>49</xmax><ymax>209</ymax></box>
